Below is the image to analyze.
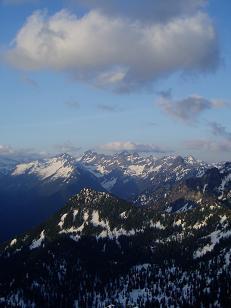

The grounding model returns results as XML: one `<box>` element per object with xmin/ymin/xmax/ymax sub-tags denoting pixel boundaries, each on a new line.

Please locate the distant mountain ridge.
<box><xmin>79</xmin><ymin>150</ymin><xmax>210</xmax><ymax>199</ymax></box>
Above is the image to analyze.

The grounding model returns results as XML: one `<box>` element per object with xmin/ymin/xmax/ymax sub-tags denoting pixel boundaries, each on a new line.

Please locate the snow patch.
<box><xmin>174</xmin><ymin>219</ymin><xmax>182</xmax><ymax>226</ymax></box>
<box><xmin>151</xmin><ymin>221</ymin><xmax>165</xmax><ymax>230</ymax></box>
<box><xmin>30</xmin><ymin>230</ymin><xmax>45</xmax><ymax>250</ymax></box>
<box><xmin>10</xmin><ymin>239</ymin><xmax>17</xmax><ymax>247</ymax></box>
<box><xmin>127</xmin><ymin>164</ymin><xmax>145</xmax><ymax>176</ymax></box>
<box><xmin>194</xmin><ymin>229</ymin><xmax>231</xmax><ymax>258</ymax></box>
<box><xmin>58</xmin><ymin>213</ymin><xmax>68</xmax><ymax>229</ymax></box>
<box><xmin>73</xmin><ymin>209</ymin><xmax>79</xmax><ymax>221</ymax></box>
<box><xmin>120</xmin><ymin>211</ymin><xmax>128</xmax><ymax>219</ymax></box>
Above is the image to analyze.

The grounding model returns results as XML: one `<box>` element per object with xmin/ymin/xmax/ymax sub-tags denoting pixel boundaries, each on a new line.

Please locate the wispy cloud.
<box><xmin>21</xmin><ymin>74</ymin><xmax>38</xmax><ymax>88</ymax></box>
<box><xmin>156</xmin><ymin>88</ymin><xmax>172</xmax><ymax>99</ymax></box>
<box><xmin>147</xmin><ymin>121</ymin><xmax>157</xmax><ymax>127</ymax></box>
<box><xmin>209</xmin><ymin>122</ymin><xmax>231</xmax><ymax>141</ymax></box>
<box><xmin>183</xmin><ymin>139</ymin><xmax>231</xmax><ymax>152</ymax></box>
<box><xmin>99</xmin><ymin>141</ymin><xmax>170</xmax><ymax>153</ymax></box>
<box><xmin>97</xmin><ymin>104</ymin><xmax>121</xmax><ymax>112</ymax></box>
<box><xmin>64</xmin><ymin>100</ymin><xmax>80</xmax><ymax>109</ymax></box>
<box><xmin>157</xmin><ymin>94</ymin><xmax>225</xmax><ymax>123</ymax></box>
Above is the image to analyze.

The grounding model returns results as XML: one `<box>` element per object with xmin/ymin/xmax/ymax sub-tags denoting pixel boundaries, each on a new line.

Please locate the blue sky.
<box><xmin>0</xmin><ymin>0</ymin><xmax>231</xmax><ymax>162</ymax></box>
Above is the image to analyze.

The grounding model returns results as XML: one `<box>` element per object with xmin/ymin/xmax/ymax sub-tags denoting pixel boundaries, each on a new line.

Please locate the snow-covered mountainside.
<box><xmin>80</xmin><ymin>151</ymin><xmax>209</xmax><ymax>199</ymax></box>
<box><xmin>11</xmin><ymin>153</ymin><xmax>77</xmax><ymax>182</ymax></box>
<box><xmin>80</xmin><ymin>151</ymin><xmax>208</xmax><ymax>179</ymax></box>
<box><xmin>1</xmin><ymin>188</ymin><xmax>231</xmax><ymax>307</ymax></box>
<box><xmin>136</xmin><ymin>162</ymin><xmax>231</xmax><ymax>211</ymax></box>
<box><xmin>0</xmin><ymin>151</ymin><xmax>210</xmax><ymax>194</ymax></box>
<box><xmin>80</xmin><ymin>150</ymin><xmax>157</xmax><ymax>177</ymax></box>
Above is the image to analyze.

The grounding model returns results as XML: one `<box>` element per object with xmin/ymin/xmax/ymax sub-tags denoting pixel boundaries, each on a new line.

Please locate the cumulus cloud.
<box><xmin>75</xmin><ymin>0</ymin><xmax>207</xmax><ymax>23</ymax></box>
<box><xmin>5</xmin><ymin>6</ymin><xmax>219</xmax><ymax>92</ymax></box>
<box><xmin>183</xmin><ymin>139</ymin><xmax>231</xmax><ymax>152</ymax></box>
<box><xmin>158</xmin><ymin>95</ymin><xmax>225</xmax><ymax>122</ymax></box>
<box><xmin>209</xmin><ymin>122</ymin><xmax>231</xmax><ymax>141</ymax></box>
<box><xmin>99</xmin><ymin>141</ymin><xmax>170</xmax><ymax>153</ymax></box>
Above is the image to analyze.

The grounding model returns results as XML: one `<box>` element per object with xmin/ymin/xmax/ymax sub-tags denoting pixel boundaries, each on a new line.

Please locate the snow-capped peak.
<box><xmin>12</xmin><ymin>153</ymin><xmax>77</xmax><ymax>182</ymax></box>
<box><xmin>184</xmin><ymin>155</ymin><xmax>199</xmax><ymax>165</ymax></box>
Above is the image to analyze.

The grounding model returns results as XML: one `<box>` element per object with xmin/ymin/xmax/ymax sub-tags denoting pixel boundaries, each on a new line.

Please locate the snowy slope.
<box><xmin>12</xmin><ymin>153</ymin><xmax>77</xmax><ymax>183</ymax></box>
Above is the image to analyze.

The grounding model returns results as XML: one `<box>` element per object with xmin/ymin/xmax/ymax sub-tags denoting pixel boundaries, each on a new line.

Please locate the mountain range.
<box><xmin>0</xmin><ymin>151</ymin><xmax>208</xmax><ymax>241</ymax></box>
<box><xmin>0</xmin><ymin>151</ymin><xmax>229</xmax><ymax>242</ymax></box>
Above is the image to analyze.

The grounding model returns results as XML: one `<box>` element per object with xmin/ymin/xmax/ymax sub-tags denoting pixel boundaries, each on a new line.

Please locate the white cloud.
<box><xmin>99</xmin><ymin>141</ymin><xmax>169</xmax><ymax>153</ymax></box>
<box><xmin>6</xmin><ymin>7</ymin><xmax>219</xmax><ymax>92</ymax></box>
<box><xmin>158</xmin><ymin>95</ymin><xmax>225</xmax><ymax>122</ymax></box>
<box><xmin>0</xmin><ymin>144</ymin><xmax>14</xmax><ymax>155</ymax></box>
<box><xmin>0</xmin><ymin>144</ymin><xmax>46</xmax><ymax>160</ymax></box>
